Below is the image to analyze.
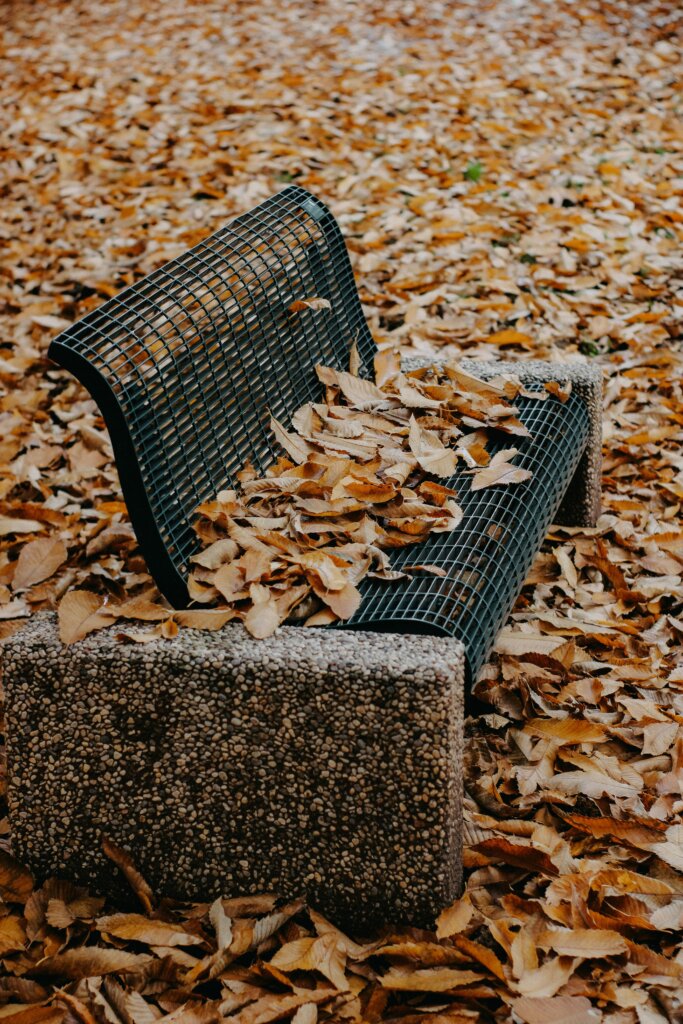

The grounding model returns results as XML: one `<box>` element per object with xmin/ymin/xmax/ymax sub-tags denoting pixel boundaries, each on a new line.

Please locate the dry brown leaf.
<box><xmin>379</xmin><ymin>967</ymin><xmax>484</xmax><ymax>992</ymax></box>
<box><xmin>12</xmin><ymin>536</ymin><xmax>67</xmax><ymax>591</ymax></box>
<box><xmin>57</xmin><ymin>590</ymin><xmax>117</xmax><ymax>644</ymax></box>
<box><xmin>435</xmin><ymin>894</ymin><xmax>474</xmax><ymax>938</ymax></box>
<box><xmin>544</xmin><ymin>381</ymin><xmax>572</xmax><ymax>403</ymax></box>
<box><xmin>0</xmin><ymin>850</ymin><xmax>34</xmax><ymax>904</ymax></box>
<box><xmin>30</xmin><ymin>948</ymin><xmax>152</xmax><ymax>980</ymax></box>
<box><xmin>316</xmin><ymin>365</ymin><xmax>388</xmax><ymax>410</ymax></box>
<box><xmin>524</xmin><ymin>718</ymin><xmax>608</xmax><ymax>745</ymax></box>
<box><xmin>512</xmin><ymin>995</ymin><xmax>600</xmax><ymax>1024</ymax></box>
<box><xmin>243</xmin><ymin>583</ymin><xmax>281</xmax><ymax>638</ymax></box>
<box><xmin>515</xmin><ymin>957</ymin><xmax>576</xmax><ymax>999</ymax></box>
<box><xmin>53</xmin><ymin>990</ymin><xmax>99</xmax><ymax>1024</ymax></box>
<box><xmin>0</xmin><ymin>517</ymin><xmax>45</xmax><ymax>537</ymax></box>
<box><xmin>290</xmin><ymin>1007</ymin><xmax>318</xmax><ymax>1024</ymax></box>
<box><xmin>0</xmin><ymin>915</ymin><xmax>27</xmax><ymax>956</ymax></box>
<box><xmin>270</xmin><ymin>417</ymin><xmax>313</xmax><ymax>464</ymax></box>
<box><xmin>537</xmin><ymin>928</ymin><xmax>627</xmax><ymax>958</ymax></box>
<box><xmin>190</xmin><ymin>539</ymin><xmax>239</xmax><ymax>570</ymax></box>
<box><xmin>0</xmin><ymin>1008</ymin><xmax>65</xmax><ymax>1024</ymax></box>
<box><xmin>408</xmin><ymin>417</ymin><xmax>458</xmax><ymax>478</ymax></box>
<box><xmin>173</xmin><ymin>609</ymin><xmax>236</xmax><ymax>630</ymax></box>
<box><xmin>470</xmin><ymin>448</ymin><xmax>531</xmax><ymax>491</ymax></box>
<box><xmin>222</xmin><ymin>991</ymin><xmax>332</xmax><ymax>1024</ymax></box>
<box><xmin>101</xmin><ymin>839</ymin><xmax>154</xmax><ymax>913</ymax></box>
<box><xmin>288</xmin><ymin>298</ymin><xmax>332</xmax><ymax>312</ymax></box>
<box><xmin>97</xmin><ymin>914</ymin><xmax>203</xmax><ymax>947</ymax></box>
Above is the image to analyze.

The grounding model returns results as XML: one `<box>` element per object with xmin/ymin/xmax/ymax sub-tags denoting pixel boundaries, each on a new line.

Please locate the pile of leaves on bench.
<box><xmin>59</xmin><ymin>352</ymin><xmax>566</xmax><ymax>644</ymax></box>
<box><xmin>182</xmin><ymin>354</ymin><xmax>563</xmax><ymax>639</ymax></box>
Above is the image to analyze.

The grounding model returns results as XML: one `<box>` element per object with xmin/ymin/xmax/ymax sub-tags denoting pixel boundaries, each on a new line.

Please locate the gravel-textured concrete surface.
<box><xmin>3</xmin><ymin>612</ymin><xmax>465</xmax><ymax>930</ymax></box>
<box><xmin>404</xmin><ymin>357</ymin><xmax>603</xmax><ymax>527</ymax></box>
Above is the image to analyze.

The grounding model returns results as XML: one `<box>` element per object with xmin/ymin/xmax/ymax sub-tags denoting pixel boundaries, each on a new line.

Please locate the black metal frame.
<box><xmin>49</xmin><ymin>186</ymin><xmax>590</xmax><ymax>684</ymax></box>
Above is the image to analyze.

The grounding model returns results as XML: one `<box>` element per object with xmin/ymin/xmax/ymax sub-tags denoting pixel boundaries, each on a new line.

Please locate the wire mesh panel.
<box><xmin>49</xmin><ymin>186</ymin><xmax>375</xmax><ymax>606</ymax></box>
<box><xmin>50</xmin><ymin>186</ymin><xmax>591</xmax><ymax>683</ymax></box>
<box><xmin>345</xmin><ymin>390</ymin><xmax>590</xmax><ymax>683</ymax></box>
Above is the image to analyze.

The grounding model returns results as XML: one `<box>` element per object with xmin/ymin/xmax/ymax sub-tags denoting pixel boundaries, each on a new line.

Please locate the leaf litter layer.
<box><xmin>0</xmin><ymin>0</ymin><xmax>682</xmax><ymax>1020</ymax></box>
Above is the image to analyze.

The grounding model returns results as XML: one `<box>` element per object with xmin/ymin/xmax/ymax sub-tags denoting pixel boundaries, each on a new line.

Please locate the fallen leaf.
<box><xmin>30</xmin><ymin>948</ymin><xmax>151</xmax><ymax>980</ymax></box>
<box><xmin>537</xmin><ymin>928</ymin><xmax>627</xmax><ymax>958</ymax></box>
<box><xmin>57</xmin><ymin>590</ymin><xmax>117</xmax><ymax>644</ymax></box>
<box><xmin>288</xmin><ymin>297</ymin><xmax>331</xmax><ymax>312</ymax></box>
<box><xmin>435</xmin><ymin>894</ymin><xmax>474</xmax><ymax>938</ymax></box>
<box><xmin>101</xmin><ymin>839</ymin><xmax>154</xmax><ymax>913</ymax></box>
<box><xmin>97</xmin><ymin>913</ymin><xmax>203</xmax><ymax>947</ymax></box>
<box><xmin>12</xmin><ymin>536</ymin><xmax>67</xmax><ymax>591</ymax></box>
<box><xmin>408</xmin><ymin>417</ymin><xmax>458</xmax><ymax>477</ymax></box>
<box><xmin>545</xmin><ymin>381</ymin><xmax>572</xmax><ymax>403</ymax></box>
<box><xmin>470</xmin><ymin>449</ymin><xmax>531</xmax><ymax>491</ymax></box>
<box><xmin>0</xmin><ymin>850</ymin><xmax>34</xmax><ymax>904</ymax></box>
<box><xmin>512</xmin><ymin>995</ymin><xmax>600</xmax><ymax>1024</ymax></box>
<box><xmin>379</xmin><ymin>967</ymin><xmax>484</xmax><ymax>992</ymax></box>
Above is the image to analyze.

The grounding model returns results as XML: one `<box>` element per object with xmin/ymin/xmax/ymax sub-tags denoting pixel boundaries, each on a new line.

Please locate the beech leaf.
<box><xmin>470</xmin><ymin>448</ymin><xmax>532</xmax><ymax>491</ymax></box>
<box><xmin>12</xmin><ymin>536</ymin><xmax>67</xmax><ymax>591</ymax></box>
<box><xmin>57</xmin><ymin>590</ymin><xmax>117</xmax><ymax>644</ymax></box>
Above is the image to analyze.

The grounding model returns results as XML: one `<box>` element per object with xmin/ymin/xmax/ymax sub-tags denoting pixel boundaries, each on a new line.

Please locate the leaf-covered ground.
<box><xmin>1</xmin><ymin>0</ymin><xmax>682</xmax><ymax>1020</ymax></box>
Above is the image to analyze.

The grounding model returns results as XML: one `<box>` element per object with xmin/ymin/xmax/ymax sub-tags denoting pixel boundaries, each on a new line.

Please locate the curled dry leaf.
<box><xmin>545</xmin><ymin>380</ymin><xmax>572</xmax><ymax>403</ymax></box>
<box><xmin>288</xmin><ymin>297</ymin><xmax>331</xmax><ymax>312</ymax></box>
<box><xmin>101</xmin><ymin>839</ymin><xmax>154</xmax><ymax>914</ymax></box>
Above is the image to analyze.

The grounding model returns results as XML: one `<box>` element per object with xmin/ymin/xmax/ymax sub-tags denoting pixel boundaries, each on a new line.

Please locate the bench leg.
<box><xmin>2</xmin><ymin>614</ymin><xmax>465</xmax><ymax>931</ymax></box>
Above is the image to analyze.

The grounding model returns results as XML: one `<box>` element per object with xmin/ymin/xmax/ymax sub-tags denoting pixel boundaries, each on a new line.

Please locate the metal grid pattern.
<box><xmin>49</xmin><ymin>186</ymin><xmax>590</xmax><ymax>683</ymax></box>
<box><xmin>346</xmin><ymin>391</ymin><xmax>590</xmax><ymax>683</ymax></box>
<box><xmin>49</xmin><ymin>186</ymin><xmax>375</xmax><ymax>605</ymax></box>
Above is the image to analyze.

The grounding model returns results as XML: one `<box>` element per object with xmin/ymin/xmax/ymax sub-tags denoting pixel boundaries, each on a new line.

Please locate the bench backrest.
<box><xmin>49</xmin><ymin>186</ymin><xmax>375</xmax><ymax>606</ymax></box>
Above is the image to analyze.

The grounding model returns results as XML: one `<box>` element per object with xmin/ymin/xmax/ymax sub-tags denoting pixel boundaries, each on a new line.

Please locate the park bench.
<box><xmin>2</xmin><ymin>186</ymin><xmax>602</xmax><ymax>929</ymax></box>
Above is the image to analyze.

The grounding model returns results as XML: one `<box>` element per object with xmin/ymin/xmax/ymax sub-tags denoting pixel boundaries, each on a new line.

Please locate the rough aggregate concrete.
<box><xmin>3</xmin><ymin>612</ymin><xmax>465</xmax><ymax>931</ymax></box>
